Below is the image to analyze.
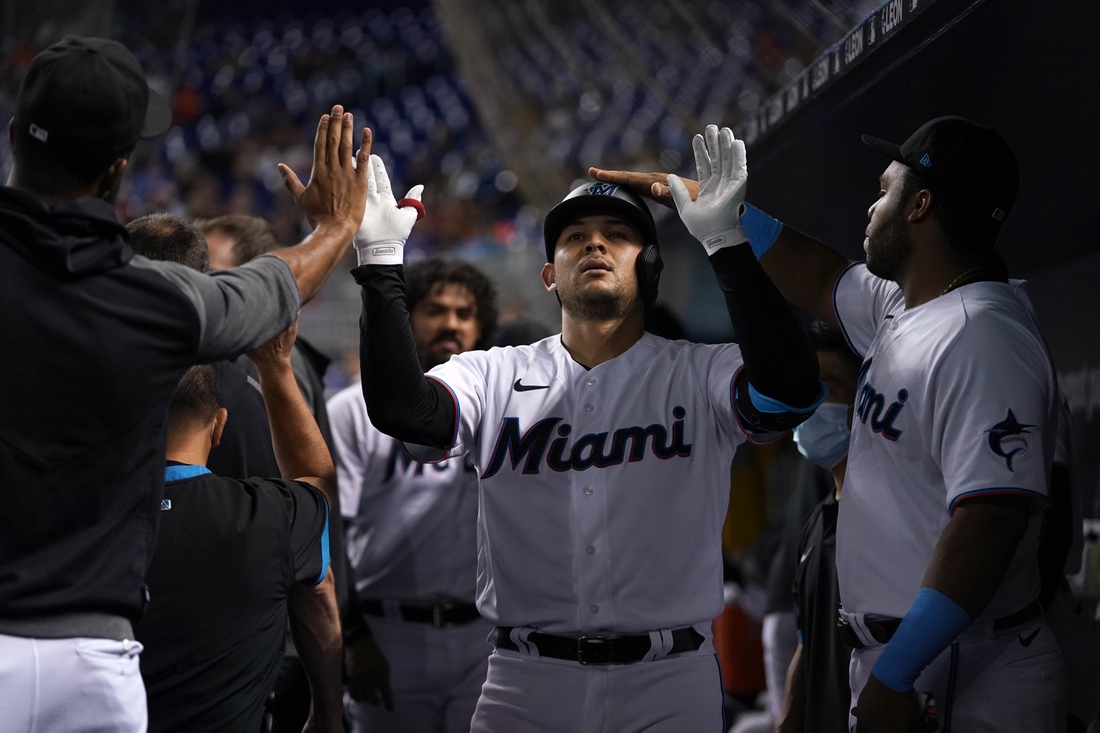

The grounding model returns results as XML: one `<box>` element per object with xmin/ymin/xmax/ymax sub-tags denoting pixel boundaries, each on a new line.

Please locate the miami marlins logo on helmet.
<box><xmin>586</xmin><ymin>182</ymin><xmax>619</xmax><ymax>196</ymax></box>
<box><xmin>985</xmin><ymin>409</ymin><xmax>1034</xmax><ymax>471</ymax></box>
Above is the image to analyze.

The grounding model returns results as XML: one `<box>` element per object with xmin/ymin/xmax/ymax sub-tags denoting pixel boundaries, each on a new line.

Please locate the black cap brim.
<box><xmin>141</xmin><ymin>87</ymin><xmax>173</xmax><ymax>139</ymax></box>
<box><xmin>861</xmin><ymin>134</ymin><xmax>905</xmax><ymax>165</ymax></box>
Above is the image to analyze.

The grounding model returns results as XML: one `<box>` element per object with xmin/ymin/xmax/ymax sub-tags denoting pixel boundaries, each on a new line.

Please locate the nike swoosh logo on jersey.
<box><xmin>514</xmin><ymin>379</ymin><xmax>550</xmax><ymax>392</ymax></box>
<box><xmin>1019</xmin><ymin>627</ymin><xmax>1040</xmax><ymax>647</ymax></box>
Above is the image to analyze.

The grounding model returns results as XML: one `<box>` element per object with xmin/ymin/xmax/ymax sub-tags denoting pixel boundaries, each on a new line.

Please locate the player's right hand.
<box><xmin>247</xmin><ymin>315</ymin><xmax>299</xmax><ymax>368</ymax></box>
<box><xmin>668</xmin><ymin>125</ymin><xmax>749</xmax><ymax>256</ymax></box>
<box><xmin>352</xmin><ymin>154</ymin><xmax>424</xmax><ymax>266</ymax></box>
<box><xmin>277</xmin><ymin>105</ymin><xmax>370</xmax><ymax>236</ymax></box>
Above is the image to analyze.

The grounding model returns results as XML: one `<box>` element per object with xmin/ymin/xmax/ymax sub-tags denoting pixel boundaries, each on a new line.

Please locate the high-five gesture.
<box><xmin>353</xmin><ymin>154</ymin><xmax>425</xmax><ymax>266</ymax></box>
<box><xmin>278</xmin><ymin>104</ymin><xmax>370</xmax><ymax>231</ymax></box>
<box><xmin>267</xmin><ymin>105</ymin><xmax>373</xmax><ymax>302</ymax></box>
<box><xmin>668</xmin><ymin>125</ymin><xmax>749</xmax><ymax>255</ymax></box>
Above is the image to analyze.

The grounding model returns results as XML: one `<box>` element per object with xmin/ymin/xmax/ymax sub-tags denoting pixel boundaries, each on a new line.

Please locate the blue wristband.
<box><xmin>871</xmin><ymin>587</ymin><xmax>971</xmax><ymax>692</ymax></box>
<box><xmin>748</xmin><ymin>382</ymin><xmax>827</xmax><ymax>415</ymax></box>
<box><xmin>742</xmin><ymin>203</ymin><xmax>784</xmax><ymax>260</ymax></box>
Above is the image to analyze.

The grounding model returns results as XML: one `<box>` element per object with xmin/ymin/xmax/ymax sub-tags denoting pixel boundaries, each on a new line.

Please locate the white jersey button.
<box><xmin>584</xmin><ymin>403</ymin><xmax>595</xmax><ymax>412</ymax></box>
<box><xmin>583</xmin><ymin>487</ymin><xmax>593</xmax><ymax>495</ymax></box>
<box><xmin>589</xmin><ymin>605</ymin><xmax>599</xmax><ymax>614</ymax></box>
<box><xmin>586</xmin><ymin>545</ymin><xmax>596</xmax><ymax>555</ymax></box>
<box><xmin>585</xmin><ymin>377</ymin><xmax>597</xmax><ymax>386</ymax></box>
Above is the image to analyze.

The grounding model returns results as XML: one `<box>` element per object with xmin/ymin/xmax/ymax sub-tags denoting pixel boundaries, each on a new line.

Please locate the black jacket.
<box><xmin>0</xmin><ymin>186</ymin><xmax>299</xmax><ymax>622</ymax></box>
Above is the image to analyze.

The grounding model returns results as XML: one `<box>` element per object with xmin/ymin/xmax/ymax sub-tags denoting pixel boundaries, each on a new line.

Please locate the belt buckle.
<box><xmin>432</xmin><ymin>601</ymin><xmax>456</xmax><ymax>628</ymax></box>
<box><xmin>576</xmin><ymin>635</ymin><xmax>611</xmax><ymax>665</ymax></box>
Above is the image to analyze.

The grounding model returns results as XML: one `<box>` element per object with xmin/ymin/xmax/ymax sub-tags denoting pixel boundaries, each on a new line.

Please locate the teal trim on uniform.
<box><xmin>748</xmin><ymin>382</ymin><xmax>828</xmax><ymax>414</ymax></box>
<box><xmin>315</xmin><ymin>494</ymin><xmax>331</xmax><ymax>586</ymax></box>
<box><xmin>164</xmin><ymin>464</ymin><xmax>212</xmax><ymax>482</ymax></box>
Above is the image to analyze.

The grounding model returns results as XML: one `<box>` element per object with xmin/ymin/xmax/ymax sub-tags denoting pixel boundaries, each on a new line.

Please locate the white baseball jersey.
<box><xmin>328</xmin><ymin>384</ymin><xmax>480</xmax><ymax>602</ymax></box>
<box><xmin>419</xmin><ymin>332</ymin><xmax>755</xmax><ymax>634</ymax></box>
<box><xmin>833</xmin><ymin>263</ymin><xmax>1058</xmax><ymax>622</ymax></box>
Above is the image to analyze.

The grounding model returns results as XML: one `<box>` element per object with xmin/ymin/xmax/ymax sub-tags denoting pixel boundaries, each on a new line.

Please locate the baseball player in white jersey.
<box><xmin>347</xmin><ymin>129</ymin><xmax>825</xmax><ymax>731</ymax></box>
<box><xmin>329</xmin><ymin>257</ymin><xmax>498</xmax><ymax>733</ymax></box>
<box><xmin>592</xmin><ymin>116</ymin><xmax>1067</xmax><ymax>732</ymax></box>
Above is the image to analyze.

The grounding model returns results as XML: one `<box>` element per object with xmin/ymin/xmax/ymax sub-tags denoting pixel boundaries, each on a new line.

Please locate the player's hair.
<box><xmin>807</xmin><ymin>320</ymin><xmax>862</xmax><ymax>378</ymax></box>
<box><xmin>12</xmin><ymin>125</ymin><xmax>134</xmax><ymax>195</ymax></box>
<box><xmin>194</xmin><ymin>215</ymin><xmax>282</xmax><ymax>267</ymax></box>
<box><xmin>169</xmin><ymin>364</ymin><xmax>220</xmax><ymax>429</ymax></box>
<box><xmin>127</xmin><ymin>213</ymin><xmax>210</xmax><ymax>273</ymax></box>
<box><xmin>405</xmin><ymin>257</ymin><xmax>499</xmax><ymax>350</ymax></box>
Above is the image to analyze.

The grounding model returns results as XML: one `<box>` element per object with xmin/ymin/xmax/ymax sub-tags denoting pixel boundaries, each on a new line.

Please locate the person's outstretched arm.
<box><xmin>250</xmin><ymin>321</ymin><xmax>342</xmax><ymax>730</ymax></box>
<box><xmin>143</xmin><ymin>105</ymin><xmax>371</xmax><ymax>365</ymax></box>
<box><xmin>667</xmin><ymin>126</ymin><xmax>824</xmax><ymax>432</ymax></box>
<box><xmin>589</xmin><ymin>165</ymin><xmax>849</xmax><ymax>329</ymax></box>
<box><xmin>350</xmin><ymin>156</ymin><xmax>455</xmax><ymax>448</ymax></box>
<box><xmin>271</xmin><ymin>104</ymin><xmax>371</xmax><ymax>303</ymax></box>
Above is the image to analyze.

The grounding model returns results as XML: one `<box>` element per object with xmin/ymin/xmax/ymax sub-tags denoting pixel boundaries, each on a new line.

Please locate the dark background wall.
<box><xmin>742</xmin><ymin>0</ymin><xmax>1100</xmax><ymax>514</ymax></box>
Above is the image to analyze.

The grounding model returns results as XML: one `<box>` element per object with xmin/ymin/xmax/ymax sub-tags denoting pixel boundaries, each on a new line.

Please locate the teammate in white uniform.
<box><xmin>329</xmin><ymin>257</ymin><xmax>498</xmax><ymax>733</ymax></box>
<box><xmin>592</xmin><ymin>116</ymin><xmax>1067</xmax><ymax>732</ymax></box>
<box><xmin>348</xmin><ymin>131</ymin><xmax>825</xmax><ymax>731</ymax></box>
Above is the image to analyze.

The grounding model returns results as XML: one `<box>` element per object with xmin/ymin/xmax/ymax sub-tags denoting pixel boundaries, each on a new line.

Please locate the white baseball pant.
<box><xmin>0</xmin><ymin>634</ymin><xmax>146</xmax><ymax>733</ymax></box>
<box><xmin>347</xmin><ymin>615</ymin><xmax>493</xmax><ymax>733</ymax></box>
<box><xmin>470</xmin><ymin>643</ymin><xmax>726</xmax><ymax>732</ymax></box>
<box><xmin>846</xmin><ymin>618</ymin><xmax>1066</xmax><ymax>732</ymax></box>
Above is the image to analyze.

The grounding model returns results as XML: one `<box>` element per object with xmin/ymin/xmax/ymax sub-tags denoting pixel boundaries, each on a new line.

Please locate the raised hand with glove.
<box><xmin>667</xmin><ymin>124</ymin><xmax>749</xmax><ymax>255</ymax></box>
<box><xmin>353</xmin><ymin>154</ymin><xmax>425</xmax><ymax>266</ymax></box>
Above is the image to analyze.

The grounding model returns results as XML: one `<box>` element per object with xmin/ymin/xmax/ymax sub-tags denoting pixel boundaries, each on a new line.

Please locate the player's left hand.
<box><xmin>852</xmin><ymin>673</ymin><xmax>921</xmax><ymax>733</ymax></box>
<box><xmin>587</xmin><ymin>167</ymin><xmax>699</xmax><ymax>210</ymax></box>
<box><xmin>344</xmin><ymin>635</ymin><xmax>395</xmax><ymax>711</ymax></box>
<box><xmin>667</xmin><ymin>125</ymin><xmax>749</xmax><ymax>255</ymax></box>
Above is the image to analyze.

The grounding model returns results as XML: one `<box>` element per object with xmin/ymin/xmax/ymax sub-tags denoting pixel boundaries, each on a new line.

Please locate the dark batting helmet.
<box><xmin>543</xmin><ymin>181</ymin><xmax>664</xmax><ymax>309</ymax></box>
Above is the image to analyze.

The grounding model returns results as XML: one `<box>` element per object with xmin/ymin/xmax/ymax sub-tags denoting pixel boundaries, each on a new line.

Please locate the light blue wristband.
<box><xmin>871</xmin><ymin>587</ymin><xmax>971</xmax><ymax>692</ymax></box>
<box><xmin>742</xmin><ymin>203</ymin><xmax>784</xmax><ymax>260</ymax></box>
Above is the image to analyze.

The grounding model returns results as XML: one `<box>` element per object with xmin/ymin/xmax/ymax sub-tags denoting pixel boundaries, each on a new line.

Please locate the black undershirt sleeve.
<box><xmin>352</xmin><ymin>264</ymin><xmax>456</xmax><ymax>449</ymax></box>
<box><xmin>708</xmin><ymin>245</ymin><xmax>823</xmax><ymax>433</ymax></box>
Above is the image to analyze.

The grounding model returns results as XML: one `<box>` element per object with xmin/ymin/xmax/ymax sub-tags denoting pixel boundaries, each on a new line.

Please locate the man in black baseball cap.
<box><xmin>0</xmin><ymin>35</ymin><xmax>375</xmax><ymax>730</ymax></box>
<box><xmin>861</xmin><ymin>115</ymin><xmax>1019</xmax><ymax>260</ymax></box>
<box><xmin>8</xmin><ymin>35</ymin><xmax>173</xmax><ymax>201</ymax></box>
<box><xmin>594</xmin><ymin>116</ymin><xmax>1065</xmax><ymax>733</ymax></box>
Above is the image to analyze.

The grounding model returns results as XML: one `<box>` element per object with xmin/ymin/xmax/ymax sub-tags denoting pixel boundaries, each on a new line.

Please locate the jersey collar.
<box><xmin>164</xmin><ymin>464</ymin><xmax>212</xmax><ymax>483</ymax></box>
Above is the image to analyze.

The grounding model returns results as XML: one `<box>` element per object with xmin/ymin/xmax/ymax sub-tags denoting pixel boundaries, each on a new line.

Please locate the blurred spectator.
<box><xmin>330</xmin><ymin>256</ymin><xmax>499</xmax><ymax>733</ymax></box>
<box><xmin>196</xmin><ymin>213</ymin><xmax>282</xmax><ymax>270</ymax></box>
<box><xmin>127</xmin><ymin>212</ymin><xmax>280</xmax><ymax>481</ymax></box>
<box><xmin>775</xmin><ymin>321</ymin><xmax>861</xmax><ymax>733</ymax></box>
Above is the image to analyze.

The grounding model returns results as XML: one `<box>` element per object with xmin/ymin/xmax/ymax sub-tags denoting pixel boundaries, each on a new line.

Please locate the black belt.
<box><xmin>361</xmin><ymin>599</ymin><xmax>481</xmax><ymax>628</ymax></box>
<box><xmin>493</xmin><ymin>626</ymin><xmax>704</xmax><ymax>666</ymax></box>
<box><xmin>839</xmin><ymin>600</ymin><xmax>1042</xmax><ymax>649</ymax></box>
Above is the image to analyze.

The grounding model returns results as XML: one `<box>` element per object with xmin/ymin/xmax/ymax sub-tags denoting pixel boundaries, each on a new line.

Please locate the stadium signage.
<box><xmin>737</xmin><ymin>0</ymin><xmax>937</xmax><ymax>147</ymax></box>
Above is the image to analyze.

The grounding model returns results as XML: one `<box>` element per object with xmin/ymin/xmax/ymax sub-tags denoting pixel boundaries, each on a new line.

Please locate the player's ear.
<box><xmin>541</xmin><ymin>262</ymin><xmax>557</xmax><ymax>293</ymax></box>
<box><xmin>908</xmin><ymin>188</ymin><xmax>934</xmax><ymax>224</ymax></box>
<box><xmin>210</xmin><ymin>408</ymin><xmax>228</xmax><ymax>449</ymax></box>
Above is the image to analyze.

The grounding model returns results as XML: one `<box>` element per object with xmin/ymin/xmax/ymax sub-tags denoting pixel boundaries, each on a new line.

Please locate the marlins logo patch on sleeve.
<box><xmin>985</xmin><ymin>410</ymin><xmax>1034</xmax><ymax>471</ymax></box>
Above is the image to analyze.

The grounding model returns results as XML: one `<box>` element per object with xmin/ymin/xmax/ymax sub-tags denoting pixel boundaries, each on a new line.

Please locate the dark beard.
<box><xmin>865</xmin><ymin>206</ymin><xmax>912</xmax><ymax>281</ymax></box>
<box><xmin>558</xmin><ymin>280</ymin><xmax>631</xmax><ymax>321</ymax></box>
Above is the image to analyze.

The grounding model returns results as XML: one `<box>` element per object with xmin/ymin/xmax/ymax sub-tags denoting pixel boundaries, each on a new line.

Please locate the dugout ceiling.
<box><xmin>735</xmin><ymin>0</ymin><xmax>1100</xmax><ymax>276</ymax></box>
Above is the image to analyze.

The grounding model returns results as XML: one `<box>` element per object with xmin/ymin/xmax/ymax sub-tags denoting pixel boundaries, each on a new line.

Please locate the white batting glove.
<box><xmin>354</xmin><ymin>154</ymin><xmax>425</xmax><ymax>266</ymax></box>
<box><xmin>668</xmin><ymin>125</ymin><xmax>749</xmax><ymax>255</ymax></box>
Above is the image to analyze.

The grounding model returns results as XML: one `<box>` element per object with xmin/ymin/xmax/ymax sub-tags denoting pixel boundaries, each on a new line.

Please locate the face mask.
<box><xmin>794</xmin><ymin>403</ymin><xmax>851</xmax><ymax>469</ymax></box>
